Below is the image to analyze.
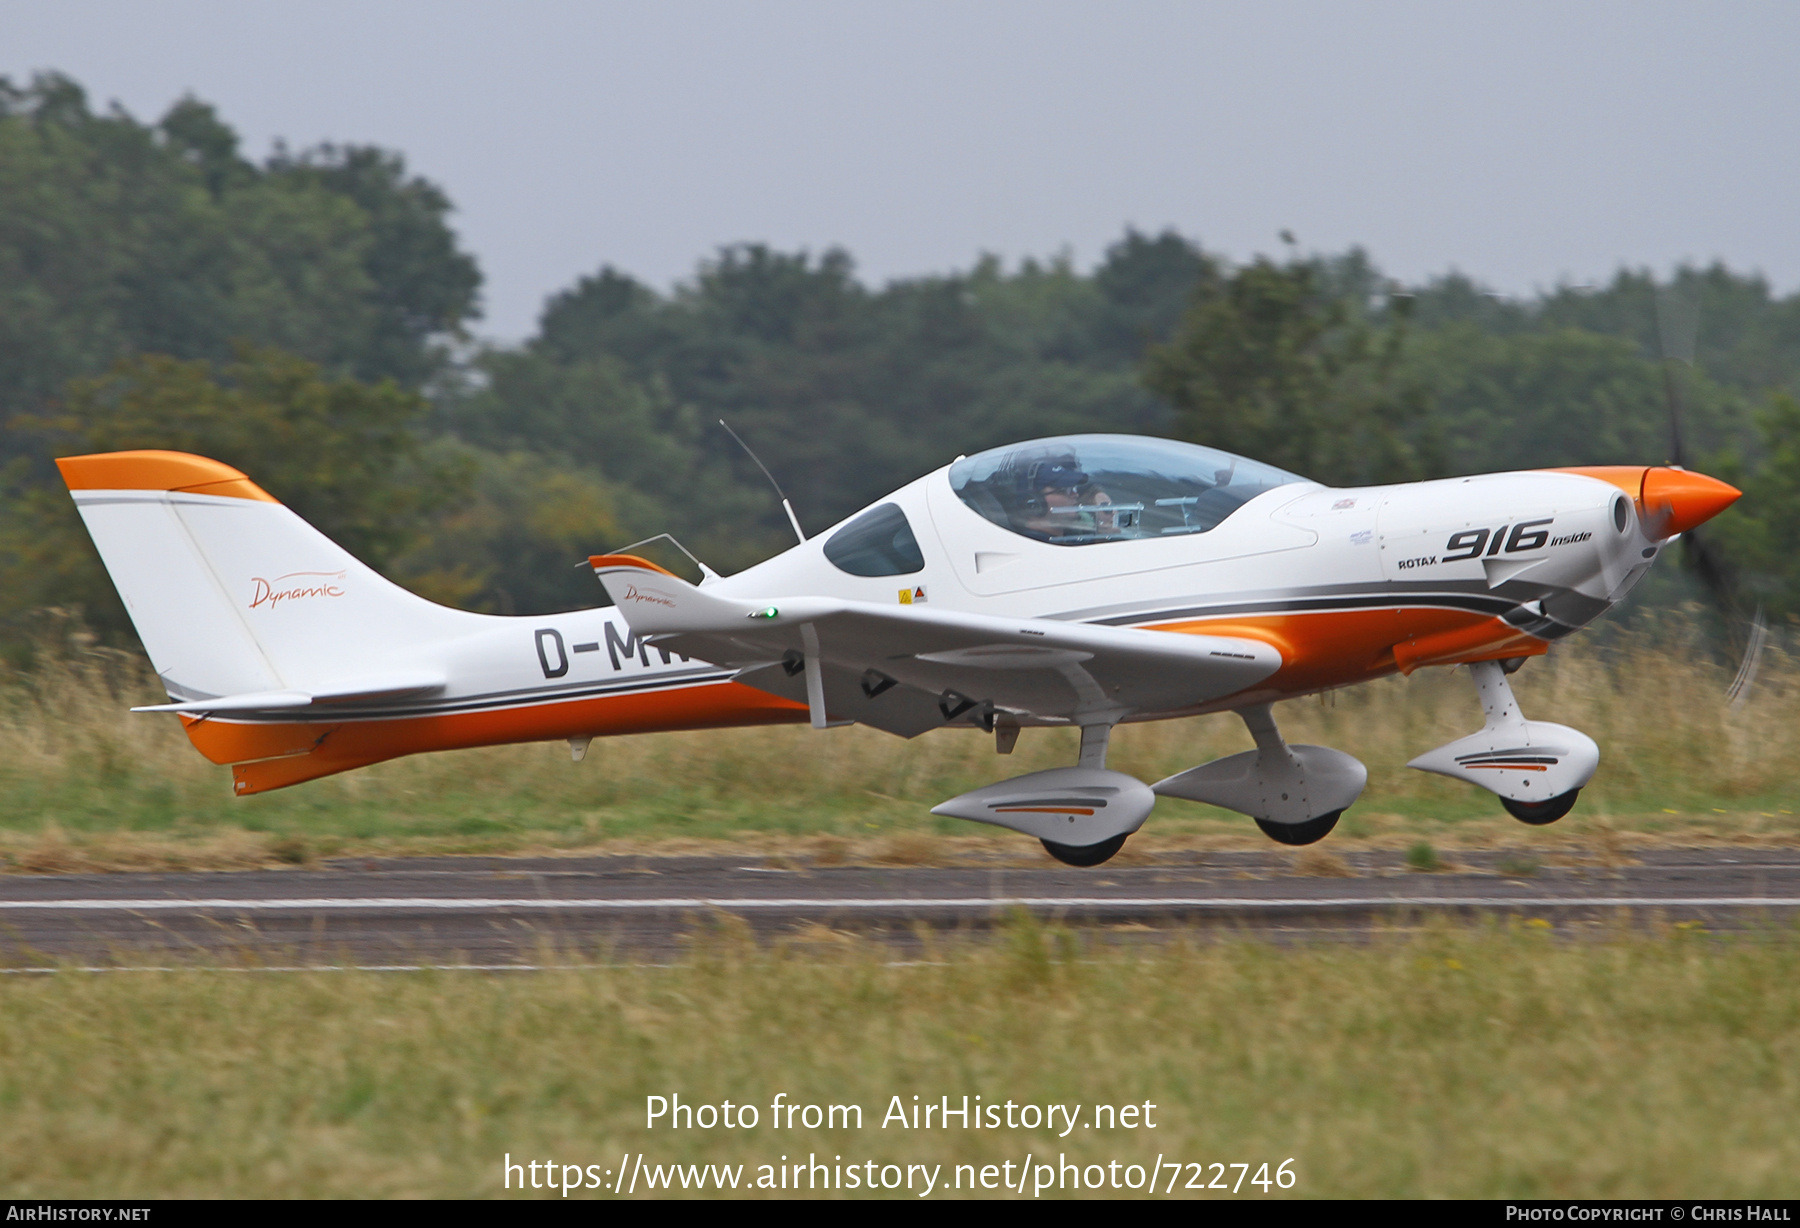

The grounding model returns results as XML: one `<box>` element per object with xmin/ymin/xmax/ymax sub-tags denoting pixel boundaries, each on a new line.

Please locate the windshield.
<box><xmin>947</xmin><ymin>435</ymin><xmax>1305</xmax><ymax>546</ymax></box>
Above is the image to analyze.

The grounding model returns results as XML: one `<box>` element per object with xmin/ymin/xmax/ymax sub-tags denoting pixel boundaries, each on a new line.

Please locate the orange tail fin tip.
<box><xmin>56</xmin><ymin>450</ymin><xmax>278</xmax><ymax>502</ymax></box>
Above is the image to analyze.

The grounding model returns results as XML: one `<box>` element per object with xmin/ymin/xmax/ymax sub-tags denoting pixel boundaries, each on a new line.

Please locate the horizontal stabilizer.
<box><xmin>135</xmin><ymin>672</ymin><xmax>446</xmax><ymax>714</ymax></box>
<box><xmin>134</xmin><ymin>691</ymin><xmax>312</xmax><ymax>714</ymax></box>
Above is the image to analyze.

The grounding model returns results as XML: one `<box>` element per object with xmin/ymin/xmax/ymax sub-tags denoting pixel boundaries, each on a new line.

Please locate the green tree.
<box><xmin>455</xmin><ymin>234</ymin><xmax>1200</xmax><ymax>569</ymax></box>
<box><xmin>267</xmin><ymin>143</ymin><xmax>482</xmax><ymax>386</ymax></box>
<box><xmin>1706</xmin><ymin>391</ymin><xmax>1800</xmax><ymax>619</ymax></box>
<box><xmin>1401</xmin><ymin>324</ymin><xmax>1738</xmax><ymax>474</ymax></box>
<box><xmin>392</xmin><ymin>446</ymin><xmax>623</xmax><ymax>615</ymax></box>
<box><xmin>1143</xmin><ymin>255</ymin><xmax>1432</xmax><ymax>483</ymax></box>
<box><xmin>3</xmin><ymin>346</ymin><xmax>468</xmax><ymax>638</ymax></box>
<box><xmin>0</xmin><ymin>71</ymin><xmax>480</xmax><ymax>452</ymax></box>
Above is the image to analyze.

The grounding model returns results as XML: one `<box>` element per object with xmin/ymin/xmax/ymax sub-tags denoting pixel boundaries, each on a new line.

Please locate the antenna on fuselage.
<box><xmin>719</xmin><ymin>418</ymin><xmax>806</xmax><ymax>545</ymax></box>
<box><xmin>609</xmin><ymin>533</ymin><xmax>722</xmax><ymax>584</ymax></box>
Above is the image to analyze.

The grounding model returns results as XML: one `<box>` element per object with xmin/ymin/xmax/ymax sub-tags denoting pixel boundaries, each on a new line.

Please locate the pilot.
<box><xmin>1017</xmin><ymin>455</ymin><xmax>1114</xmax><ymax>540</ymax></box>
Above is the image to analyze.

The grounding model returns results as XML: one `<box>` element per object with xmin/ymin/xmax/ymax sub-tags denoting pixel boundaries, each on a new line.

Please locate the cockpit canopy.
<box><xmin>947</xmin><ymin>434</ymin><xmax>1305</xmax><ymax>546</ymax></box>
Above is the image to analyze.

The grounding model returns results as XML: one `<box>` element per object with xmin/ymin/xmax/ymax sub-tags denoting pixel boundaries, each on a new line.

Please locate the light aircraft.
<box><xmin>58</xmin><ymin>435</ymin><xmax>1740</xmax><ymax>866</ymax></box>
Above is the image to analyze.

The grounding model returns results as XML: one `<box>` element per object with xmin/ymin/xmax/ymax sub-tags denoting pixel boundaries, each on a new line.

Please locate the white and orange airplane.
<box><xmin>58</xmin><ymin>435</ymin><xmax>1739</xmax><ymax>866</ymax></box>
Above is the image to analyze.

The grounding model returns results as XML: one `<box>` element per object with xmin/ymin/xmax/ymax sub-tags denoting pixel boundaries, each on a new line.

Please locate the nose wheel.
<box><xmin>1501</xmin><ymin>789</ymin><xmax>1580</xmax><ymax>826</ymax></box>
<box><xmin>1407</xmin><ymin>661</ymin><xmax>1600</xmax><ymax>826</ymax></box>
<box><xmin>1041</xmin><ymin>834</ymin><xmax>1129</xmax><ymax>867</ymax></box>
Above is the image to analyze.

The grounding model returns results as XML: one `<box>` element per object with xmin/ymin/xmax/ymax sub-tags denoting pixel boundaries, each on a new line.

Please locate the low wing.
<box><xmin>591</xmin><ymin>557</ymin><xmax>1278</xmax><ymax>733</ymax></box>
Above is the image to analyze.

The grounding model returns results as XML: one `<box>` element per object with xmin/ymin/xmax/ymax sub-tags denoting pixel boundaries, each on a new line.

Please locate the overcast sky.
<box><xmin>6</xmin><ymin>0</ymin><xmax>1798</xmax><ymax>341</ymax></box>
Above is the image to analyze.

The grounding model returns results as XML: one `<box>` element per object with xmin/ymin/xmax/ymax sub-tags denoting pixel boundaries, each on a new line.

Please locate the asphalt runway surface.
<box><xmin>3</xmin><ymin>848</ymin><xmax>1799</xmax><ymax>967</ymax></box>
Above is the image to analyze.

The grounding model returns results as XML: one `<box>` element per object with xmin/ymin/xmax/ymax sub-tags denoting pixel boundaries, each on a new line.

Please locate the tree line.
<box><xmin>4</xmin><ymin>72</ymin><xmax>1799</xmax><ymax>656</ymax></box>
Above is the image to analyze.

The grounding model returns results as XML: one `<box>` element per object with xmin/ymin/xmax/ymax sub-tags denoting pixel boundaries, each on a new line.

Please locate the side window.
<box><xmin>823</xmin><ymin>503</ymin><xmax>926</xmax><ymax>577</ymax></box>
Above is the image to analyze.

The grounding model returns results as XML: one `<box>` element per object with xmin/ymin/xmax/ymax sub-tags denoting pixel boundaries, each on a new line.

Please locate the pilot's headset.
<box><xmin>1017</xmin><ymin>455</ymin><xmax>1088</xmax><ymax>512</ymax></box>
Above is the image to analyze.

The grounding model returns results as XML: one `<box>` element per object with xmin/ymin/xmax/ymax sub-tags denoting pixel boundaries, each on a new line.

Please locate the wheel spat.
<box><xmin>1501</xmin><ymin>789</ymin><xmax>1579</xmax><ymax>826</ymax></box>
<box><xmin>1253</xmin><ymin>809</ymin><xmax>1343</xmax><ymax>846</ymax></box>
<box><xmin>1040</xmin><ymin>833</ymin><xmax>1129</xmax><ymax>867</ymax></box>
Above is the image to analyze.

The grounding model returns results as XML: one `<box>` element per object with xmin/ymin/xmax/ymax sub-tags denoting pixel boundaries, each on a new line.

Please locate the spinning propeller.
<box><xmin>1653</xmin><ymin>287</ymin><xmax>1765</xmax><ymax>705</ymax></box>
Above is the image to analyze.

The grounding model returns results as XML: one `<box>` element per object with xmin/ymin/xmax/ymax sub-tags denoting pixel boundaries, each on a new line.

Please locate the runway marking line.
<box><xmin>0</xmin><ymin>962</ymin><xmax>953</xmax><ymax>975</ymax></box>
<box><xmin>0</xmin><ymin>964</ymin><xmax>564</xmax><ymax>974</ymax></box>
<box><xmin>2</xmin><ymin>895</ymin><xmax>1799</xmax><ymax>912</ymax></box>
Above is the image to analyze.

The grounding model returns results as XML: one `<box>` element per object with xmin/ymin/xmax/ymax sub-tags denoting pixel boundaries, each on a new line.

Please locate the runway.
<box><xmin>3</xmin><ymin>848</ymin><xmax>1798</xmax><ymax>967</ymax></box>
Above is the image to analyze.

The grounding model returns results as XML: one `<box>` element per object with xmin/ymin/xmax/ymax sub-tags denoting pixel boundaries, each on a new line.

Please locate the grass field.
<box><xmin>5</xmin><ymin>621</ymin><xmax>1798</xmax><ymax>1199</ymax></box>
<box><xmin>2</xmin><ymin>615</ymin><xmax>1798</xmax><ymax>870</ymax></box>
<box><xmin>3</xmin><ymin>921</ymin><xmax>1799</xmax><ymax>1199</ymax></box>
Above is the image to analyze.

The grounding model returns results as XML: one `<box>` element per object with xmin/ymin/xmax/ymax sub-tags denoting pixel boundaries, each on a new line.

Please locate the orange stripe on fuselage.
<box><xmin>1390</xmin><ymin>615</ymin><xmax>1548</xmax><ymax>675</ymax></box>
<box><xmin>188</xmin><ymin>679</ymin><xmax>807</xmax><ymax>795</ymax></box>
<box><xmin>1150</xmin><ymin>607</ymin><xmax>1547</xmax><ymax>694</ymax></box>
<box><xmin>188</xmin><ymin>605</ymin><xmax>1548</xmax><ymax>794</ymax></box>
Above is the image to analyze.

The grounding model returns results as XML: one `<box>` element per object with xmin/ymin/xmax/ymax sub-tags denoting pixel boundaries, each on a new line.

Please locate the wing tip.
<box><xmin>588</xmin><ymin>552</ymin><xmax>679</xmax><ymax>577</ymax></box>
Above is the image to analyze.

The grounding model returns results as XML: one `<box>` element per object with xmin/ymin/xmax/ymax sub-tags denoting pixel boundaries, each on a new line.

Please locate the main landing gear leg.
<box><xmin>1240</xmin><ymin>706</ymin><xmax>1347</xmax><ymax>846</ymax></box>
<box><xmin>1041</xmin><ymin>722</ymin><xmax>1131</xmax><ymax>867</ymax></box>
<box><xmin>929</xmin><ymin>716</ymin><xmax>1153</xmax><ymax>870</ymax></box>
<box><xmin>1150</xmin><ymin>704</ymin><xmax>1368</xmax><ymax>845</ymax></box>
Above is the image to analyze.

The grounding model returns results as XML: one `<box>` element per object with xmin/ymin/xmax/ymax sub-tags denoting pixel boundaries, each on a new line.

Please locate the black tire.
<box><xmin>1041</xmin><ymin>833</ymin><xmax>1129</xmax><ymax>867</ymax></box>
<box><xmin>1502</xmin><ymin>788</ymin><xmax>1580</xmax><ymax>826</ymax></box>
<box><xmin>1254</xmin><ymin>809</ymin><xmax>1343</xmax><ymax>846</ymax></box>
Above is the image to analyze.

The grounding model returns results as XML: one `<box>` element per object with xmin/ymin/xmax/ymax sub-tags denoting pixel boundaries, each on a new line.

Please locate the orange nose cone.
<box><xmin>1640</xmin><ymin>467</ymin><xmax>1741</xmax><ymax>537</ymax></box>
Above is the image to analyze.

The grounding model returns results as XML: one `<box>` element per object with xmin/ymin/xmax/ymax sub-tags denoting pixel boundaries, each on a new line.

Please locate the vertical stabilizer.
<box><xmin>58</xmin><ymin>450</ymin><xmax>484</xmax><ymax>703</ymax></box>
